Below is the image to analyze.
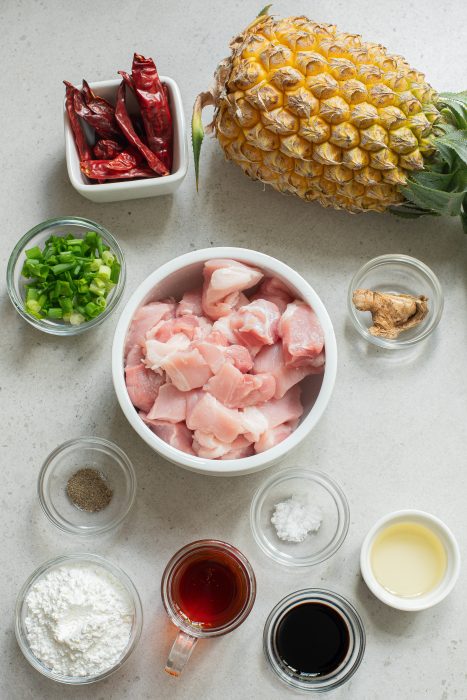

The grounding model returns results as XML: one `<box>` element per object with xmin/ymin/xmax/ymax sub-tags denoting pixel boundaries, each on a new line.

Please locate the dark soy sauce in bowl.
<box><xmin>275</xmin><ymin>602</ymin><xmax>350</xmax><ymax>677</ymax></box>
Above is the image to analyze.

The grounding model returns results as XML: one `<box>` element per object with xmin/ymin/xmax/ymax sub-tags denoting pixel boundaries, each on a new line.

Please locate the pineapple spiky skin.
<box><xmin>213</xmin><ymin>15</ymin><xmax>440</xmax><ymax>213</ymax></box>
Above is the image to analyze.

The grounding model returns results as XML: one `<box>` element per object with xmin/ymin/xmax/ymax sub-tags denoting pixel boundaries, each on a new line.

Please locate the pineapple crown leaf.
<box><xmin>257</xmin><ymin>4</ymin><xmax>272</xmax><ymax>17</ymax></box>
<box><xmin>192</xmin><ymin>92</ymin><xmax>215</xmax><ymax>192</ymax></box>
<box><xmin>392</xmin><ymin>90</ymin><xmax>467</xmax><ymax>227</ymax></box>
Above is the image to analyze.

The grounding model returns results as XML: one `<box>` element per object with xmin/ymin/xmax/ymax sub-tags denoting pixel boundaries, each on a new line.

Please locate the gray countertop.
<box><xmin>2</xmin><ymin>1</ymin><xmax>466</xmax><ymax>698</ymax></box>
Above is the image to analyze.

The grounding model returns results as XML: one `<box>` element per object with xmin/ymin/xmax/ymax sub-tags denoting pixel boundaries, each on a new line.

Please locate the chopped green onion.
<box><xmin>25</xmin><ymin>246</ymin><xmax>43</xmax><ymax>260</ymax></box>
<box><xmin>47</xmin><ymin>308</ymin><xmax>63</xmax><ymax>319</ymax></box>
<box><xmin>98</xmin><ymin>264</ymin><xmax>111</xmax><ymax>281</ymax></box>
<box><xmin>21</xmin><ymin>229</ymin><xmax>120</xmax><ymax>326</ymax></box>
<box><xmin>70</xmin><ymin>312</ymin><xmax>85</xmax><ymax>326</ymax></box>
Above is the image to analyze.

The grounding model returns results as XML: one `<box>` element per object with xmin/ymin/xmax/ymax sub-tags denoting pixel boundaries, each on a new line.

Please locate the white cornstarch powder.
<box><xmin>25</xmin><ymin>563</ymin><xmax>133</xmax><ymax>677</ymax></box>
<box><xmin>271</xmin><ymin>496</ymin><xmax>323</xmax><ymax>543</ymax></box>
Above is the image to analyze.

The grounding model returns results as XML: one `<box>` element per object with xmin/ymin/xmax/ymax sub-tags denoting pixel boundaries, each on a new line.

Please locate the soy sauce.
<box><xmin>275</xmin><ymin>602</ymin><xmax>350</xmax><ymax>677</ymax></box>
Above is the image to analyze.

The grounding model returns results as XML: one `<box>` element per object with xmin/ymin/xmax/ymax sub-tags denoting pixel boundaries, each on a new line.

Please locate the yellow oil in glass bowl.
<box><xmin>370</xmin><ymin>521</ymin><xmax>447</xmax><ymax>598</ymax></box>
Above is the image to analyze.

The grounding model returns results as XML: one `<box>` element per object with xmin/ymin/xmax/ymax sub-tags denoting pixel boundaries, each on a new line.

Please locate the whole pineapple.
<box><xmin>193</xmin><ymin>9</ymin><xmax>466</xmax><ymax>223</ymax></box>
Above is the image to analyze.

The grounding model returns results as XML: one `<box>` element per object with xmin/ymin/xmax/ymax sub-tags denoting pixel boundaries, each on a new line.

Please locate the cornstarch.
<box><xmin>25</xmin><ymin>562</ymin><xmax>133</xmax><ymax>677</ymax></box>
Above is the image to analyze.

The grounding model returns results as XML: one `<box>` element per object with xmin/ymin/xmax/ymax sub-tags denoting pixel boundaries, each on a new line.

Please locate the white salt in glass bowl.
<box><xmin>360</xmin><ymin>510</ymin><xmax>461</xmax><ymax>611</ymax></box>
<box><xmin>15</xmin><ymin>553</ymin><xmax>143</xmax><ymax>684</ymax></box>
<box><xmin>250</xmin><ymin>468</ymin><xmax>350</xmax><ymax>567</ymax></box>
<box><xmin>64</xmin><ymin>77</ymin><xmax>188</xmax><ymax>203</ymax></box>
<box><xmin>112</xmin><ymin>247</ymin><xmax>337</xmax><ymax>477</ymax></box>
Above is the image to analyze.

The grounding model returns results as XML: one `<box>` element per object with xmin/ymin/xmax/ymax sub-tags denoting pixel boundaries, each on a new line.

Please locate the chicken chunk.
<box><xmin>125</xmin><ymin>301</ymin><xmax>175</xmax><ymax>353</ymax></box>
<box><xmin>232</xmin><ymin>299</ymin><xmax>280</xmax><ymax>354</ymax></box>
<box><xmin>187</xmin><ymin>393</ymin><xmax>243</xmax><ymax>443</ymax></box>
<box><xmin>125</xmin><ymin>365</ymin><xmax>164</xmax><ymax>413</ymax></box>
<box><xmin>162</xmin><ymin>348</ymin><xmax>213</xmax><ymax>391</ymax></box>
<box><xmin>202</xmin><ymin>259</ymin><xmax>263</xmax><ymax>320</ymax></box>
<box><xmin>204</xmin><ymin>362</ymin><xmax>275</xmax><ymax>409</ymax></box>
<box><xmin>279</xmin><ymin>301</ymin><xmax>325</xmax><ymax>367</ymax></box>
<box><xmin>250</xmin><ymin>276</ymin><xmax>293</xmax><ymax>313</ymax></box>
<box><xmin>140</xmin><ymin>414</ymin><xmax>195</xmax><ymax>455</ymax></box>
<box><xmin>258</xmin><ymin>385</ymin><xmax>304</xmax><ymax>429</ymax></box>
<box><xmin>147</xmin><ymin>382</ymin><xmax>187</xmax><ymax>423</ymax></box>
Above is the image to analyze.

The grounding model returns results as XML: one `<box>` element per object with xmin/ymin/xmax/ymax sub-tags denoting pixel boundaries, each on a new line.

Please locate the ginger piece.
<box><xmin>352</xmin><ymin>289</ymin><xmax>429</xmax><ymax>339</ymax></box>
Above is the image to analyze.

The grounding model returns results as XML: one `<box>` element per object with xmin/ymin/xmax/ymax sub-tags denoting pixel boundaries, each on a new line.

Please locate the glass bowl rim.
<box><xmin>37</xmin><ymin>436</ymin><xmax>137</xmax><ymax>535</ymax></box>
<box><xmin>347</xmin><ymin>253</ymin><xmax>444</xmax><ymax>349</ymax></box>
<box><xmin>6</xmin><ymin>215</ymin><xmax>126</xmax><ymax>336</ymax></box>
<box><xmin>263</xmin><ymin>587</ymin><xmax>366</xmax><ymax>692</ymax></box>
<box><xmin>250</xmin><ymin>468</ymin><xmax>350</xmax><ymax>567</ymax></box>
<box><xmin>15</xmin><ymin>552</ymin><xmax>143</xmax><ymax>685</ymax></box>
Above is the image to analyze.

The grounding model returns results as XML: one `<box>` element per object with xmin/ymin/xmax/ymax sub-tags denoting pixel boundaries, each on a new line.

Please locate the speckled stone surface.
<box><xmin>1</xmin><ymin>1</ymin><xmax>467</xmax><ymax>698</ymax></box>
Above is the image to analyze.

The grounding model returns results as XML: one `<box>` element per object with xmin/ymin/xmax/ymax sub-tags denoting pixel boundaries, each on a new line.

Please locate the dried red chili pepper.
<box><xmin>64</xmin><ymin>82</ymin><xmax>92</xmax><ymax>161</ymax></box>
<box><xmin>73</xmin><ymin>89</ymin><xmax>120</xmax><ymax>139</ymax></box>
<box><xmin>114</xmin><ymin>81</ymin><xmax>169</xmax><ymax>176</ymax></box>
<box><xmin>81</xmin><ymin>160</ymin><xmax>154</xmax><ymax>180</ymax></box>
<box><xmin>93</xmin><ymin>138</ymin><xmax>124</xmax><ymax>160</ymax></box>
<box><xmin>81</xmin><ymin>80</ymin><xmax>116</xmax><ymax>121</ymax></box>
<box><xmin>121</xmin><ymin>53</ymin><xmax>173</xmax><ymax>171</ymax></box>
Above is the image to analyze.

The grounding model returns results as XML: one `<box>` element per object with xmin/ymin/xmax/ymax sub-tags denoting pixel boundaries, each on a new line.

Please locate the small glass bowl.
<box><xmin>38</xmin><ymin>437</ymin><xmax>136</xmax><ymax>535</ymax></box>
<box><xmin>15</xmin><ymin>553</ymin><xmax>143</xmax><ymax>685</ymax></box>
<box><xmin>7</xmin><ymin>216</ymin><xmax>126</xmax><ymax>335</ymax></box>
<box><xmin>263</xmin><ymin>589</ymin><xmax>365</xmax><ymax>693</ymax></box>
<box><xmin>348</xmin><ymin>254</ymin><xmax>443</xmax><ymax>349</ymax></box>
<box><xmin>250</xmin><ymin>468</ymin><xmax>349</xmax><ymax>567</ymax></box>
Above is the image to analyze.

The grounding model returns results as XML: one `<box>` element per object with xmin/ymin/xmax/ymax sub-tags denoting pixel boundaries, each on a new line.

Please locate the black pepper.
<box><xmin>66</xmin><ymin>468</ymin><xmax>113</xmax><ymax>512</ymax></box>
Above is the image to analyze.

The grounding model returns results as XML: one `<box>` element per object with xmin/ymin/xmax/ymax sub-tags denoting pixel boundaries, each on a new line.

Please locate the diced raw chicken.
<box><xmin>147</xmin><ymin>383</ymin><xmax>187</xmax><ymax>423</ymax></box>
<box><xmin>251</xmin><ymin>276</ymin><xmax>293</xmax><ymax>313</ymax></box>
<box><xmin>162</xmin><ymin>348</ymin><xmax>213</xmax><ymax>391</ymax></box>
<box><xmin>232</xmin><ymin>299</ymin><xmax>280</xmax><ymax>353</ymax></box>
<box><xmin>224</xmin><ymin>345</ymin><xmax>253</xmax><ymax>373</ymax></box>
<box><xmin>192</xmin><ymin>430</ymin><xmax>233</xmax><ymax>459</ymax></box>
<box><xmin>185</xmin><ymin>389</ymin><xmax>204</xmax><ymax>422</ymax></box>
<box><xmin>202</xmin><ymin>259</ymin><xmax>263</xmax><ymax>320</ymax></box>
<box><xmin>140</xmin><ymin>413</ymin><xmax>195</xmax><ymax>455</ymax></box>
<box><xmin>258</xmin><ymin>385</ymin><xmax>304</xmax><ymax>429</ymax></box>
<box><xmin>211</xmin><ymin>315</ymin><xmax>239</xmax><ymax>345</ymax></box>
<box><xmin>125</xmin><ymin>364</ymin><xmax>164</xmax><ymax>413</ymax></box>
<box><xmin>176</xmin><ymin>288</ymin><xmax>203</xmax><ymax>317</ymax></box>
<box><xmin>255</xmin><ymin>423</ymin><xmax>293</xmax><ymax>453</ymax></box>
<box><xmin>187</xmin><ymin>393</ymin><xmax>243</xmax><ymax>443</ymax></box>
<box><xmin>194</xmin><ymin>341</ymin><xmax>226</xmax><ymax>374</ymax></box>
<box><xmin>192</xmin><ymin>316</ymin><xmax>213</xmax><ymax>340</ymax></box>
<box><xmin>240</xmin><ymin>406</ymin><xmax>269</xmax><ymax>442</ymax></box>
<box><xmin>145</xmin><ymin>333</ymin><xmax>191</xmax><ymax>373</ymax></box>
<box><xmin>252</xmin><ymin>342</ymin><xmax>283</xmax><ymax>374</ymax></box>
<box><xmin>279</xmin><ymin>301</ymin><xmax>325</xmax><ymax>367</ymax></box>
<box><xmin>204</xmin><ymin>362</ymin><xmax>275</xmax><ymax>409</ymax></box>
<box><xmin>125</xmin><ymin>261</ymin><xmax>325</xmax><ymax>460</ymax></box>
<box><xmin>220</xmin><ymin>436</ymin><xmax>255</xmax><ymax>460</ymax></box>
<box><xmin>150</xmin><ymin>315</ymin><xmax>200</xmax><ymax>342</ymax></box>
<box><xmin>254</xmin><ymin>342</ymin><xmax>324</xmax><ymax>399</ymax></box>
<box><xmin>125</xmin><ymin>301</ymin><xmax>175</xmax><ymax>353</ymax></box>
<box><xmin>235</xmin><ymin>292</ymin><xmax>250</xmax><ymax>309</ymax></box>
<box><xmin>195</xmin><ymin>339</ymin><xmax>253</xmax><ymax>374</ymax></box>
<box><xmin>125</xmin><ymin>344</ymin><xmax>144</xmax><ymax>369</ymax></box>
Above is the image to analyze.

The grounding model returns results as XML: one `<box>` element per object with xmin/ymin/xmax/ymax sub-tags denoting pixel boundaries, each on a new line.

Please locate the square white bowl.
<box><xmin>64</xmin><ymin>77</ymin><xmax>188</xmax><ymax>202</ymax></box>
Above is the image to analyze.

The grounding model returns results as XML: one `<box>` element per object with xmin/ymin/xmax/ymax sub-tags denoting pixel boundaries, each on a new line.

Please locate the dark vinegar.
<box><xmin>171</xmin><ymin>549</ymin><xmax>247</xmax><ymax>628</ymax></box>
<box><xmin>275</xmin><ymin>602</ymin><xmax>350</xmax><ymax>677</ymax></box>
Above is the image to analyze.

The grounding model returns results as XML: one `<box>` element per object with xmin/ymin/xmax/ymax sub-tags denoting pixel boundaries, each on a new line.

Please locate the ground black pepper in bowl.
<box><xmin>66</xmin><ymin>468</ymin><xmax>113</xmax><ymax>512</ymax></box>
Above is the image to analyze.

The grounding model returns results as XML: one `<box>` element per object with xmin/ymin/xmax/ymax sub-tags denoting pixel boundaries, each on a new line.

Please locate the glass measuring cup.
<box><xmin>161</xmin><ymin>539</ymin><xmax>256</xmax><ymax>676</ymax></box>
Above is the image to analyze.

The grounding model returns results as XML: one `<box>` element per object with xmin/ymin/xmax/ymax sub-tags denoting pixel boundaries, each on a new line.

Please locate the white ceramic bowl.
<box><xmin>112</xmin><ymin>247</ymin><xmax>337</xmax><ymax>477</ymax></box>
<box><xmin>64</xmin><ymin>77</ymin><xmax>188</xmax><ymax>203</ymax></box>
<box><xmin>360</xmin><ymin>510</ymin><xmax>461</xmax><ymax>611</ymax></box>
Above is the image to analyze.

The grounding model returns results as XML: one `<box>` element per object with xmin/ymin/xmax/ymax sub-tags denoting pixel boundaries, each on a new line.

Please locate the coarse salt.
<box><xmin>271</xmin><ymin>496</ymin><xmax>322</xmax><ymax>543</ymax></box>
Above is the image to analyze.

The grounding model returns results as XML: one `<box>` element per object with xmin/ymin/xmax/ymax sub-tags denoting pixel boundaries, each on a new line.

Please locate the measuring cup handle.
<box><xmin>165</xmin><ymin>630</ymin><xmax>198</xmax><ymax>676</ymax></box>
